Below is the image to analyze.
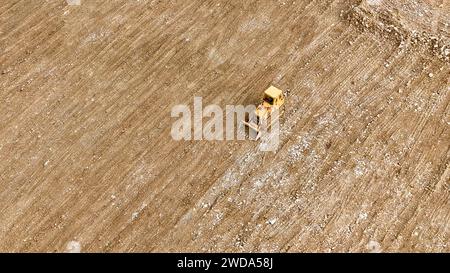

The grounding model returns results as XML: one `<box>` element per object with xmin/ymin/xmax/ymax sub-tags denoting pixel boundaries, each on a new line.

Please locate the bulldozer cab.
<box><xmin>263</xmin><ymin>86</ymin><xmax>284</xmax><ymax>107</ymax></box>
<box><xmin>242</xmin><ymin>85</ymin><xmax>285</xmax><ymax>140</ymax></box>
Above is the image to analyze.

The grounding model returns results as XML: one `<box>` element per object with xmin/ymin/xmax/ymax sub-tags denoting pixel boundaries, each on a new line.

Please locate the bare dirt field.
<box><xmin>0</xmin><ymin>0</ymin><xmax>449</xmax><ymax>252</ymax></box>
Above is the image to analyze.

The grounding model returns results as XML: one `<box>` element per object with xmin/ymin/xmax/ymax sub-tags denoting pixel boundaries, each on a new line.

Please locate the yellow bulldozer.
<box><xmin>243</xmin><ymin>85</ymin><xmax>285</xmax><ymax>140</ymax></box>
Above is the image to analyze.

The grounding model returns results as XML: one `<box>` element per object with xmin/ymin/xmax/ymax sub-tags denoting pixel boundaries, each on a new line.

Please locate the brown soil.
<box><xmin>0</xmin><ymin>0</ymin><xmax>449</xmax><ymax>252</ymax></box>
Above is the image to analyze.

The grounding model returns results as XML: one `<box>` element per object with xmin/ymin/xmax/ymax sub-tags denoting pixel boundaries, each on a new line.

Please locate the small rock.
<box><xmin>131</xmin><ymin>212</ymin><xmax>139</xmax><ymax>221</ymax></box>
<box><xmin>367</xmin><ymin>240</ymin><xmax>382</xmax><ymax>253</ymax></box>
<box><xmin>65</xmin><ymin>241</ymin><xmax>81</xmax><ymax>253</ymax></box>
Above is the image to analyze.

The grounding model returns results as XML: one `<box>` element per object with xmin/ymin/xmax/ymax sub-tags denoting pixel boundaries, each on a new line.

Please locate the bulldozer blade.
<box><xmin>242</xmin><ymin>120</ymin><xmax>260</xmax><ymax>132</ymax></box>
<box><xmin>242</xmin><ymin>120</ymin><xmax>263</xmax><ymax>140</ymax></box>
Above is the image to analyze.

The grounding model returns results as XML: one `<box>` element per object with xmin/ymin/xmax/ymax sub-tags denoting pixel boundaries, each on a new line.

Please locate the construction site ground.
<box><xmin>0</xmin><ymin>0</ymin><xmax>449</xmax><ymax>252</ymax></box>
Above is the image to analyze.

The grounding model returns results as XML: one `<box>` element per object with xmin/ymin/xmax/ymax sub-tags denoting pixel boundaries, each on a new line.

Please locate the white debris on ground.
<box><xmin>239</xmin><ymin>14</ymin><xmax>271</xmax><ymax>33</ymax></box>
<box><xmin>131</xmin><ymin>203</ymin><xmax>148</xmax><ymax>221</ymax></box>
<box><xmin>288</xmin><ymin>135</ymin><xmax>312</xmax><ymax>162</ymax></box>
<box><xmin>82</xmin><ymin>29</ymin><xmax>112</xmax><ymax>46</ymax></box>
<box><xmin>358</xmin><ymin>212</ymin><xmax>368</xmax><ymax>222</ymax></box>
<box><xmin>204</xmin><ymin>149</ymin><xmax>262</xmax><ymax>203</ymax></box>
<box><xmin>131</xmin><ymin>212</ymin><xmax>139</xmax><ymax>221</ymax></box>
<box><xmin>366</xmin><ymin>240</ymin><xmax>382</xmax><ymax>253</ymax></box>
<box><xmin>173</xmin><ymin>147</ymin><xmax>264</xmax><ymax>230</ymax></box>
<box><xmin>207</xmin><ymin>47</ymin><xmax>226</xmax><ymax>66</ymax></box>
<box><xmin>65</xmin><ymin>240</ymin><xmax>81</xmax><ymax>253</ymax></box>
<box><xmin>258</xmin><ymin>130</ymin><xmax>280</xmax><ymax>152</ymax></box>
<box><xmin>366</xmin><ymin>0</ymin><xmax>382</xmax><ymax>6</ymax></box>
<box><xmin>66</xmin><ymin>0</ymin><xmax>81</xmax><ymax>6</ymax></box>
<box><xmin>354</xmin><ymin>160</ymin><xmax>367</xmax><ymax>177</ymax></box>
<box><xmin>212</xmin><ymin>211</ymin><xmax>224</xmax><ymax>226</ymax></box>
<box><xmin>252</xmin><ymin>164</ymin><xmax>285</xmax><ymax>189</ymax></box>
